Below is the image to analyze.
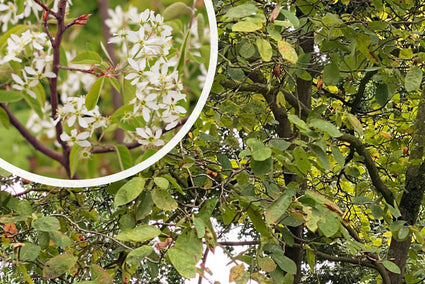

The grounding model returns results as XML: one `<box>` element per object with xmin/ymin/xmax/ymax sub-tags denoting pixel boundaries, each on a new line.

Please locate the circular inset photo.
<box><xmin>0</xmin><ymin>0</ymin><xmax>217</xmax><ymax>186</ymax></box>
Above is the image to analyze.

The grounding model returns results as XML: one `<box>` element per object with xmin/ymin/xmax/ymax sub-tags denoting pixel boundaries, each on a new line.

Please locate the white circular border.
<box><xmin>0</xmin><ymin>0</ymin><xmax>218</xmax><ymax>188</ymax></box>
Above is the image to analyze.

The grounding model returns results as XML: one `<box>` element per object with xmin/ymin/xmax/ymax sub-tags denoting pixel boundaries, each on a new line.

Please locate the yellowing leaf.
<box><xmin>277</xmin><ymin>40</ymin><xmax>298</xmax><ymax>64</ymax></box>
<box><xmin>345</xmin><ymin>113</ymin><xmax>363</xmax><ymax>135</ymax></box>
<box><xmin>256</xmin><ymin>38</ymin><xmax>272</xmax><ymax>62</ymax></box>
<box><xmin>232</xmin><ymin>21</ymin><xmax>263</xmax><ymax>32</ymax></box>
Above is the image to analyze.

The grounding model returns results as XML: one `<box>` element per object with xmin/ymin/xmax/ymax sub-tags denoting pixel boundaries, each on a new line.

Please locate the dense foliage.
<box><xmin>1</xmin><ymin>0</ymin><xmax>425</xmax><ymax>284</ymax></box>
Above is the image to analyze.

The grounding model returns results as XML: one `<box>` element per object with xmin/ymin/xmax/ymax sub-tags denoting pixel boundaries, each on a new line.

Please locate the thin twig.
<box><xmin>0</xmin><ymin>103</ymin><xmax>64</xmax><ymax>164</ymax></box>
<box><xmin>51</xmin><ymin>213</ymin><xmax>133</xmax><ymax>250</ymax></box>
<box><xmin>33</xmin><ymin>0</ymin><xmax>58</xmax><ymax>18</ymax></box>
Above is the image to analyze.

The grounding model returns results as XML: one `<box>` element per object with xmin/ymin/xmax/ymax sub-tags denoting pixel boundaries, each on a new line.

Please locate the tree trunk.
<box><xmin>387</xmin><ymin>89</ymin><xmax>425</xmax><ymax>283</ymax></box>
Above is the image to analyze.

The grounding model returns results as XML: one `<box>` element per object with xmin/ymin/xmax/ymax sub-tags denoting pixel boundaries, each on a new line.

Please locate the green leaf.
<box><xmin>239</xmin><ymin>42</ymin><xmax>256</xmax><ymax>58</ymax></box>
<box><xmin>126</xmin><ymin>246</ymin><xmax>154</xmax><ymax>267</ymax></box>
<box><xmin>376</xmin><ymin>83</ymin><xmax>389</xmax><ymax>106</ymax></box>
<box><xmin>22</xmin><ymin>93</ymin><xmax>43</xmax><ymax>118</ymax></box>
<box><xmin>116</xmin><ymin>225</ymin><xmax>161</xmax><ymax>242</ymax></box>
<box><xmin>271</xmin><ymin>249</ymin><xmax>297</xmax><ymax>274</ymax></box>
<box><xmin>114</xmin><ymin>177</ymin><xmax>145</xmax><ymax>206</ymax></box>
<box><xmin>225</xmin><ymin>4</ymin><xmax>257</xmax><ymax>19</ymax></box>
<box><xmin>33</xmin><ymin>217</ymin><xmax>60</xmax><ymax>232</ymax></box>
<box><xmin>309</xmin><ymin>119</ymin><xmax>342</xmax><ymax>137</ymax></box>
<box><xmin>232</xmin><ymin>20</ymin><xmax>263</xmax><ymax>32</ymax></box>
<box><xmin>0</xmin><ymin>107</ymin><xmax>10</xmax><ymax>129</ymax></box>
<box><xmin>198</xmin><ymin>197</ymin><xmax>218</xmax><ymax>222</ymax></box>
<box><xmin>69</xmin><ymin>144</ymin><xmax>81</xmax><ymax>178</ymax></box>
<box><xmin>43</xmin><ymin>254</ymin><xmax>77</xmax><ymax>279</ymax></box>
<box><xmin>312</xmin><ymin>145</ymin><xmax>330</xmax><ymax>170</ymax></box>
<box><xmin>217</xmin><ymin>153</ymin><xmax>232</xmax><ymax>170</ymax></box>
<box><xmin>70</xmin><ymin>51</ymin><xmax>102</xmax><ymax>65</ymax></box>
<box><xmin>154</xmin><ymin>177</ymin><xmax>169</xmax><ymax>189</ymax></box>
<box><xmin>0</xmin><ymin>90</ymin><xmax>23</xmax><ymax>103</ymax></box>
<box><xmin>19</xmin><ymin>243</ymin><xmax>41</xmax><ymax>262</ymax></box>
<box><xmin>228</xmin><ymin>67</ymin><xmax>245</xmax><ymax>81</ymax></box>
<box><xmin>265</xmin><ymin>187</ymin><xmax>296</xmax><ymax>224</ymax></box>
<box><xmin>256</xmin><ymin>38</ymin><xmax>273</xmax><ymax>62</ymax></box>
<box><xmin>174</xmin><ymin>229</ymin><xmax>203</xmax><ymax>261</ymax></box>
<box><xmin>251</xmin><ymin>157</ymin><xmax>273</xmax><ymax>176</ymax></box>
<box><xmin>85</xmin><ymin>76</ymin><xmax>105</xmax><ymax>111</ymax></box>
<box><xmin>405</xmin><ymin>66</ymin><xmax>422</xmax><ymax>92</ymax></box>
<box><xmin>288</xmin><ymin>114</ymin><xmax>308</xmax><ymax>130</ymax></box>
<box><xmin>246</xmin><ymin>138</ymin><xmax>272</xmax><ymax>161</ymax></box>
<box><xmin>177</xmin><ymin>30</ymin><xmax>190</xmax><ymax>73</ymax></box>
<box><xmin>277</xmin><ymin>40</ymin><xmax>298</xmax><ymax>64</ymax></box>
<box><xmin>293</xmin><ymin>147</ymin><xmax>311</xmax><ymax>175</ymax></box>
<box><xmin>107</xmin><ymin>77</ymin><xmax>120</xmax><ymax>93</ymax></box>
<box><xmin>115</xmin><ymin>145</ymin><xmax>133</xmax><ymax>170</ymax></box>
<box><xmin>268</xmin><ymin>139</ymin><xmax>291</xmax><ymax>151</ymax></box>
<box><xmin>331</xmin><ymin>146</ymin><xmax>345</xmax><ymax>166</ymax></box>
<box><xmin>382</xmin><ymin>260</ymin><xmax>401</xmax><ymax>274</ymax></box>
<box><xmin>280</xmin><ymin>9</ymin><xmax>300</xmax><ymax>28</ymax></box>
<box><xmin>90</xmin><ymin>264</ymin><xmax>113</xmax><ymax>284</ymax></box>
<box><xmin>323</xmin><ymin>63</ymin><xmax>340</xmax><ymax>86</ymax></box>
<box><xmin>318</xmin><ymin>211</ymin><xmax>340</xmax><ymax>237</ymax></box>
<box><xmin>258</xmin><ymin>257</ymin><xmax>277</xmax><ymax>273</ymax></box>
<box><xmin>398</xmin><ymin>225</ymin><xmax>410</xmax><ymax>241</ymax></box>
<box><xmin>345</xmin><ymin>113</ymin><xmax>363</xmax><ymax>135</ymax></box>
<box><xmin>167</xmin><ymin>247</ymin><xmax>197</xmax><ymax>278</ymax></box>
<box><xmin>196</xmin><ymin>13</ymin><xmax>205</xmax><ymax>42</ymax></box>
<box><xmin>152</xmin><ymin>188</ymin><xmax>178</xmax><ymax>211</ymax></box>
<box><xmin>193</xmin><ymin>216</ymin><xmax>206</xmax><ymax>238</ymax></box>
<box><xmin>49</xmin><ymin>231</ymin><xmax>72</xmax><ymax>248</ymax></box>
<box><xmin>163</xmin><ymin>2</ymin><xmax>191</xmax><ymax>20</ymax></box>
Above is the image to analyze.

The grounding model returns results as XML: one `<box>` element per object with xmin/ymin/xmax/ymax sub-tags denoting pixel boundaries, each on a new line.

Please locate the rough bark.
<box><xmin>387</xmin><ymin>88</ymin><xmax>425</xmax><ymax>283</ymax></box>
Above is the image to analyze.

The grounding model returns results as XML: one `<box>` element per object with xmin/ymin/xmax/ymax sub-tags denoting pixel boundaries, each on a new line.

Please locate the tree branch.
<box><xmin>315</xmin><ymin>250</ymin><xmax>391</xmax><ymax>284</ymax></box>
<box><xmin>33</xmin><ymin>0</ymin><xmax>58</xmax><ymax>18</ymax></box>
<box><xmin>338</xmin><ymin>134</ymin><xmax>395</xmax><ymax>206</ymax></box>
<box><xmin>0</xmin><ymin>104</ymin><xmax>64</xmax><ymax>164</ymax></box>
<box><xmin>351</xmin><ymin>70</ymin><xmax>378</xmax><ymax>112</ymax></box>
<box><xmin>220</xmin><ymin>79</ymin><xmax>311</xmax><ymax>118</ymax></box>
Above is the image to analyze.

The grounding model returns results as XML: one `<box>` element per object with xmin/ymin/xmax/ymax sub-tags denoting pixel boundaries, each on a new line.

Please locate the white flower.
<box><xmin>60</xmin><ymin>129</ymin><xmax>91</xmax><ymax>148</ymax></box>
<box><xmin>136</xmin><ymin>127</ymin><xmax>164</xmax><ymax>146</ymax></box>
<box><xmin>0</xmin><ymin>1</ymin><xmax>20</xmax><ymax>32</ymax></box>
<box><xmin>11</xmin><ymin>72</ymin><xmax>38</xmax><ymax>98</ymax></box>
<box><xmin>131</xmin><ymin>91</ymin><xmax>159</xmax><ymax>122</ymax></box>
<box><xmin>25</xmin><ymin>65</ymin><xmax>56</xmax><ymax>80</ymax></box>
<box><xmin>125</xmin><ymin>57</ymin><xmax>147</xmax><ymax>85</ymax></box>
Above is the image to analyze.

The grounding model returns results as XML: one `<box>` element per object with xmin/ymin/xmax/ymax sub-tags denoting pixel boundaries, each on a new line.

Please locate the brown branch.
<box><xmin>220</xmin><ymin>79</ymin><xmax>310</xmax><ymax>118</ymax></box>
<box><xmin>338</xmin><ymin>134</ymin><xmax>395</xmax><ymax>206</ymax></box>
<box><xmin>48</xmin><ymin>0</ymin><xmax>71</xmax><ymax>177</ymax></box>
<box><xmin>33</xmin><ymin>0</ymin><xmax>58</xmax><ymax>18</ymax></box>
<box><xmin>218</xmin><ymin>241</ymin><xmax>260</xmax><ymax>246</ymax></box>
<box><xmin>351</xmin><ymin>70</ymin><xmax>378</xmax><ymax>112</ymax></box>
<box><xmin>315</xmin><ymin>251</ymin><xmax>391</xmax><ymax>284</ymax></box>
<box><xmin>0</xmin><ymin>104</ymin><xmax>64</xmax><ymax>164</ymax></box>
<box><xmin>58</xmin><ymin>65</ymin><xmax>103</xmax><ymax>77</ymax></box>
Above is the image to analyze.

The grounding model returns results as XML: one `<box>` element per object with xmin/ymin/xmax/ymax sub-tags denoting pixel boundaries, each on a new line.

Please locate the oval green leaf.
<box><xmin>43</xmin><ymin>253</ymin><xmax>77</xmax><ymax>279</ymax></box>
<box><xmin>0</xmin><ymin>90</ymin><xmax>23</xmax><ymax>103</ymax></box>
<box><xmin>33</xmin><ymin>217</ymin><xmax>60</xmax><ymax>232</ymax></box>
<box><xmin>114</xmin><ymin>177</ymin><xmax>145</xmax><ymax>207</ymax></box>
<box><xmin>85</xmin><ymin>76</ymin><xmax>105</xmax><ymax>111</ymax></box>
<box><xmin>70</xmin><ymin>51</ymin><xmax>102</xmax><ymax>65</ymax></box>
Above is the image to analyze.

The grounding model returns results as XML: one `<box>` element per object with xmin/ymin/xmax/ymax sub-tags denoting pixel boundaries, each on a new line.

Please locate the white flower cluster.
<box><xmin>0</xmin><ymin>0</ymin><xmax>42</xmax><ymax>32</ymax></box>
<box><xmin>107</xmin><ymin>6</ymin><xmax>188</xmax><ymax>147</ymax></box>
<box><xmin>1</xmin><ymin>30</ymin><xmax>55</xmax><ymax>98</ymax></box>
<box><xmin>58</xmin><ymin>97</ymin><xmax>108</xmax><ymax>147</ymax></box>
